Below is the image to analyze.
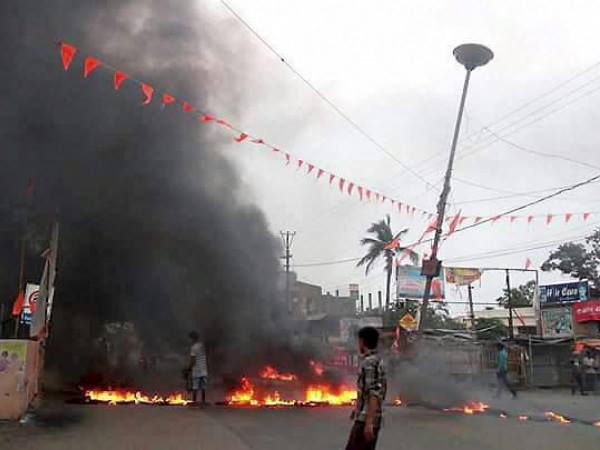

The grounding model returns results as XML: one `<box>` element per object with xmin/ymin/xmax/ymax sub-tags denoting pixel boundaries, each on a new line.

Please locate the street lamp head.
<box><xmin>453</xmin><ymin>43</ymin><xmax>493</xmax><ymax>71</ymax></box>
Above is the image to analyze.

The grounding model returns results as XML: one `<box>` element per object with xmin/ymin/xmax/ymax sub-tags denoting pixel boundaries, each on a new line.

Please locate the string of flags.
<box><xmin>57</xmin><ymin>41</ymin><xmax>598</xmax><ymax>229</ymax></box>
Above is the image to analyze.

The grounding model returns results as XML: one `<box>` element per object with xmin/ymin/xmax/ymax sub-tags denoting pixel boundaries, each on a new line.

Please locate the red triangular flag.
<box><xmin>366</xmin><ymin>190</ymin><xmax>371</xmax><ymax>201</ymax></box>
<box><xmin>405</xmin><ymin>204</ymin><xmax>410</xmax><ymax>214</ymax></box>
<box><xmin>317</xmin><ymin>168</ymin><xmax>325</xmax><ymax>179</ymax></box>
<box><xmin>347</xmin><ymin>182</ymin><xmax>354</xmax><ymax>195</ymax></box>
<box><xmin>524</xmin><ymin>257</ymin><xmax>532</xmax><ymax>270</ymax></box>
<box><xmin>83</xmin><ymin>56</ymin><xmax>101</xmax><ymax>78</ymax></box>
<box><xmin>163</xmin><ymin>93</ymin><xmax>176</xmax><ymax>105</ymax></box>
<box><xmin>397</xmin><ymin>202</ymin><xmax>402</xmax><ymax>212</ymax></box>
<box><xmin>448</xmin><ymin>211</ymin><xmax>462</xmax><ymax>235</ymax></box>
<box><xmin>60</xmin><ymin>42</ymin><xmax>77</xmax><ymax>70</ymax></box>
<box><xmin>474</xmin><ymin>217</ymin><xmax>482</xmax><ymax>224</ymax></box>
<box><xmin>357</xmin><ymin>186</ymin><xmax>364</xmax><ymax>200</ymax></box>
<box><xmin>272</xmin><ymin>147</ymin><xmax>280</xmax><ymax>153</ymax></box>
<box><xmin>285</xmin><ymin>153</ymin><xmax>291</xmax><ymax>165</ymax></box>
<box><xmin>510</xmin><ymin>216</ymin><xmax>517</xmax><ymax>223</ymax></box>
<box><xmin>12</xmin><ymin>290</ymin><xmax>25</xmax><ymax>316</ymax></box>
<box><xmin>546</xmin><ymin>214</ymin><xmax>553</xmax><ymax>225</ymax></box>
<box><xmin>329</xmin><ymin>174</ymin><xmax>336</xmax><ymax>185</ymax></box>
<box><xmin>216</xmin><ymin>118</ymin><xmax>232</xmax><ymax>128</ymax></box>
<box><xmin>426</xmin><ymin>217</ymin><xmax>439</xmax><ymax>233</ymax></box>
<box><xmin>113</xmin><ymin>71</ymin><xmax>128</xmax><ymax>90</ymax></box>
<box><xmin>181</xmin><ymin>101</ymin><xmax>195</xmax><ymax>113</ymax></box>
<box><xmin>307</xmin><ymin>163</ymin><xmax>315</xmax><ymax>175</ymax></box>
<box><xmin>527</xmin><ymin>215</ymin><xmax>534</xmax><ymax>224</ymax></box>
<box><xmin>382</xmin><ymin>195</ymin><xmax>387</xmax><ymax>203</ymax></box>
<box><xmin>234</xmin><ymin>133</ymin><xmax>248</xmax><ymax>143</ymax></box>
<box><xmin>141</xmin><ymin>83</ymin><xmax>154</xmax><ymax>105</ymax></box>
<box><xmin>583</xmin><ymin>212</ymin><xmax>590</xmax><ymax>221</ymax></box>
<box><xmin>251</xmin><ymin>138</ymin><xmax>265</xmax><ymax>144</ymax></box>
<box><xmin>491</xmin><ymin>216</ymin><xmax>502</xmax><ymax>224</ymax></box>
<box><xmin>411</xmin><ymin>206</ymin><xmax>416</xmax><ymax>215</ymax></box>
<box><xmin>375</xmin><ymin>193</ymin><xmax>380</xmax><ymax>202</ymax></box>
<box><xmin>297</xmin><ymin>160</ymin><xmax>304</xmax><ymax>170</ymax></box>
<box><xmin>339</xmin><ymin>178</ymin><xmax>346</xmax><ymax>192</ymax></box>
<box><xmin>459</xmin><ymin>216</ymin><xmax>468</xmax><ymax>225</ymax></box>
<box><xmin>565</xmin><ymin>213</ymin><xmax>573</xmax><ymax>223</ymax></box>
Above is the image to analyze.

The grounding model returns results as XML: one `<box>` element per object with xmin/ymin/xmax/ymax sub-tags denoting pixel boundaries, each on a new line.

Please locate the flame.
<box><xmin>393</xmin><ymin>397</ymin><xmax>403</xmax><ymax>406</ymax></box>
<box><xmin>444</xmin><ymin>401</ymin><xmax>489</xmax><ymax>415</ymax></box>
<box><xmin>544</xmin><ymin>411</ymin><xmax>571</xmax><ymax>424</ymax></box>
<box><xmin>85</xmin><ymin>389</ymin><xmax>190</xmax><ymax>406</ymax></box>
<box><xmin>227</xmin><ymin>377</ymin><xmax>259</xmax><ymax>406</ymax></box>
<box><xmin>304</xmin><ymin>384</ymin><xmax>356</xmax><ymax>405</ymax></box>
<box><xmin>518</xmin><ymin>415</ymin><xmax>529</xmax><ymax>421</ymax></box>
<box><xmin>309</xmin><ymin>360</ymin><xmax>324</xmax><ymax>376</ymax></box>
<box><xmin>499</xmin><ymin>413</ymin><xmax>507</xmax><ymax>419</ymax></box>
<box><xmin>259</xmin><ymin>365</ymin><xmax>297</xmax><ymax>382</ymax></box>
<box><xmin>594</xmin><ymin>421</ymin><xmax>600</xmax><ymax>427</ymax></box>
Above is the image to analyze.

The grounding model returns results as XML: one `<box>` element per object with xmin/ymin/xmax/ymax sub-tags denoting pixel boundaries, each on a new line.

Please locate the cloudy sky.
<box><xmin>202</xmin><ymin>0</ymin><xmax>600</xmax><ymax>315</ymax></box>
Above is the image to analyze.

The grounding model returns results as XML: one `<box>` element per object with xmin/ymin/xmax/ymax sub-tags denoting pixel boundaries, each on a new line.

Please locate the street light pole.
<box><xmin>418</xmin><ymin>44</ymin><xmax>493</xmax><ymax>332</ymax></box>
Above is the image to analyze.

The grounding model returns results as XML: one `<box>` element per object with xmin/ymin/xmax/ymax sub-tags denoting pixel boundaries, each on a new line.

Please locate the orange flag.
<box><xmin>83</xmin><ymin>56</ymin><xmax>101</xmax><ymax>78</ymax></box>
<box><xmin>113</xmin><ymin>71</ymin><xmax>128</xmax><ymax>90</ymax></box>
<box><xmin>11</xmin><ymin>290</ymin><xmax>25</xmax><ymax>316</ymax></box>
<box><xmin>60</xmin><ymin>42</ymin><xmax>77</xmax><ymax>70</ymax></box>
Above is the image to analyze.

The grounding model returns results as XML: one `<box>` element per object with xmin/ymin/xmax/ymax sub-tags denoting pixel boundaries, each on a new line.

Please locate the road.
<box><xmin>1</xmin><ymin>391</ymin><xmax>598</xmax><ymax>450</ymax></box>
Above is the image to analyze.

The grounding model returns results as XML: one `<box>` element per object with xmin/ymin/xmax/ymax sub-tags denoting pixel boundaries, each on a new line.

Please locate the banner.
<box><xmin>572</xmin><ymin>299</ymin><xmax>600</xmax><ymax>322</ymax></box>
<box><xmin>396</xmin><ymin>266</ymin><xmax>445</xmax><ymax>300</ymax></box>
<box><xmin>541</xmin><ymin>307</ymin><xmax>573</xmax><ymax>337</ymax></box>
<box><xmin>539</xmin><ymin>281</ymin><xmax>588</xmax><ymax>307</ymax></box>
<box><xmin>445</xmin><ymin>267</ymin><xmax>482</xmax><ymax>286</ymax></box>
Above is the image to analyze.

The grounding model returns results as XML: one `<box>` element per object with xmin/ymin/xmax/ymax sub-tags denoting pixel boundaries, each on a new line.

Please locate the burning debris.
<box><xmin>84</xmin><ymin>389</ymin><xmax>190</xmax><ymax>406</ymax></box>
<box><xmin>443</xmin><ymin>401</ymin><xmax>489</xmax><ymax>415</ymax></box>
<box><xmin>259</xmin><ymin>366</ymin><xmax>298</xmax><ymax>382</ymax></box>
<box><xmin>309</xmin><ymin>360</ymin><xmax>324</xmax><ymax>377</ymax></box>
<box><xmin>544</xmin><ymin>411</ymin><xmax>571</xmax><ymax>424</ymax></box>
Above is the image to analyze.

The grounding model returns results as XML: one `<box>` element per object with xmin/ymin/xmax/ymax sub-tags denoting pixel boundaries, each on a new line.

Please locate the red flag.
<box><xmin>250</xmin><ymin>138</ymin><xmax>264</xmax><ymax>144</ymax></box>
<box><xmin>25</xmin><ymin>177</ymin><xmax>35</xmax><ymax>198</ymax></box>
<box><xmin>375</xmin><ymin>193</ymin><xmax>380</xmax><ymax>202</ymax></box>
<box><xmin>474</xmin><ymin>216</ymin><xmax>482</xmax><ymax>224</ymax></box>
<box><xmin>317</xmin><ymin>168</ymin><xmax>325</xmax><ymax>179</ymax></box>
<box><xmin>234</xmin><ymin>133</ymin><xmax>248</xmax><ymax>142</ymax></box>
<box><xmin>297</xmin><ymin>160</ymin><xmax>304</xmax><ymax>170</ymax></box>
<box><xmin>199</xmin><ymin>113</ymin><xmax>214</xmax><ymax>121</ymax></box>
<box><xmin>83</xmin><ymin>56</ymin><xmax>101</xmax><ymax>78</ymax></box>
<box><xmin>357</xmin><ymin>186</ymin><xmax>364</xmax><ymax>200</ymax></box>
<box><xmin>510</xmin><ymin>216</ymin><xmax>517</xmax><ymax>223</ymax></box>
<box><xmin>347</xmin><ymin>182</ymin><xmax>354</xmax><ymax>195</ymax></box>
<box><xmin>565</xmin><ymin>213</ymin><xmax>573</xmax><ymax>223</ymax></box>
<box><xmin>307</xmin><ymin>163</ymin><xmax>315</xmax><ymax>175</ymax></box>
<box><xmin>384</xmin><ymin>238</ymin><xmax>399</xmax><ymax>250</ymax></box>
<box><xmin>366</xmin><ymin>190</ymin><xmax>371</xmax><ymax>201</ymax></box>
<box><xmin>59</xmin><ymin>42</ymin><xmax>77</xmax><ymax>70</ymax></box>
<box><xmin>113</xmin><ymin>71</ymin><xmax>128</xmax><ymax>90</ymax></box>
<box><xmin>527</xmin><ymin>215</ymin><xmax>534</xmax><ymax>224</ymax></box>
<box><xmin>583</xmin><ymin>212</ymin><xmax>590</xmax><ymax>221</ymax></box>
<box><xmin>425</xmin><ymin>217</ymin><xmax>439</xmax><ymax>233</ymax></box>
<box><xmin>141</xmin><ymin>83</ymin><xmax>154</xmax><ymax>105</ymax></box>
<box><xmin>272</xmin><ymin>147</ymin><xmax>280</xmax><ymax>153</ymax></box>
<box><xmin>285</xmin><ymin>153</ymin><xmax>291</xmax><ymax>165</ymax></box>
<box><xmin>546</xmin><ymin>214</ymin><xmax>553</xmax><ymax>225</ymax></box>
<box><xmin>329</xmin><ymin>174</ymin><xmax>335</xmax><ymax>185</ymax></box>
<box><xmin>448</xmin><ymin>211</ymin><xmax>462</xmax><ymax>235</ymax></box>
<box><xmin>162</xmin><ymin>93</ymin><xmax>176</xmax><ymax>105</ymax></box>
<box><xmin>524</xmin><ymin>257</ymin><xmax>532</xmax><ymax>270</ymax></box>
<box><xmin>491</xmin><ymin>216</ymin><xmax>502</xmax><ymax>224</ymax></box>
<box><xmin>181</xmin><ymin>101</ymin><xmax>195</xmax><ymax>113</ymax></box>
<box><xmin>397</xmin><ymin>202</ymin><xmax>402</xmax><ymax>212</ymax></box>
<box><xmin>11</xmin><ymin>290</ymin><xmax>25</xmax><ymax>316</ymax></box>
<box><xmin>411</xmin><ymin>206</ymin><xmax>416</xmax><ymax>215</ymax></box>
<box><xmin>459</xmin><ymin>216</ymin><xmax>468</xmax><ymax>225</ymax></box>
<box><xmin>382</xmin><ymin>195</ymin><xmax>387</xmax><ymax>203</ymax></box>
<box><xmin>338</xmin><ymin>178</ymin><xmax>346</xmax><ymax>192</ymax></box>
<box><xmin>216</xmin><ymin>118</ymin><xmax>232</xmax><ymax>128</ymax></box>
<box><xmin>405</xmin><ymin>204</ymin><xmax>410</xmax><ymax>214</ymax></box>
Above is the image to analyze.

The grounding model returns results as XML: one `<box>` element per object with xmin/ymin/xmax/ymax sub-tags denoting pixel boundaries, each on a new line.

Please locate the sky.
<box><xmin>201</xmin><ymin>0</ymin><xmax>600</xmax><ymax>316</ymax></box>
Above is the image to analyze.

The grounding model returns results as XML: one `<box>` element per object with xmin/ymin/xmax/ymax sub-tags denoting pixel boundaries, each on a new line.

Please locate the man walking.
<box><xmin>495</xmin><ymin>343</ymin><xmax>517</xmax><ymax>398</ymax></box>
<box><xmin>345</xmin><ymin>326</ymin><xmax>387</xmax><ymax>450</ymax></box>
<box><xmin>188</xmin><ymin>331</ymin><xmax>208</xmax><ymax>405</ymax></box>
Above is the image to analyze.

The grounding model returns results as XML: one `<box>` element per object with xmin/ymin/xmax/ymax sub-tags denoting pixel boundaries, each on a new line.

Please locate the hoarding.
<box><xmin>572</xmin><ymin>299</ymin><xmax>600</xmax><ymax>322</ymax></box>
<box><xmin>541</xmin><ymin>307</ymin><xmax>573</xmax><ymax>337</ymax></box>
<box><xmin>539</xmin><ymin>280</ymin><xmax>588</xmax><ymax>307</ymax></box>
<box><xmin>396</xmin><ymin>266</ymin><xmax>445</xmax><ymax>300</ymax></box>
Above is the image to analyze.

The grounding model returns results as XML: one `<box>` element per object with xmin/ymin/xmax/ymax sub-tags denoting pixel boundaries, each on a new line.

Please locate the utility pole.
<box><xmin>505</xmin><ymin>269</ymin><xmax>514</xmax><ymax>339</ymax></box>
<box><xmin>467</xmin><ymin>283</ymin><xmax>475</xmax><ymax>329</ymax></box>
<box><xmin>418</xmin><ymin>44</ymin><xmax>493</xmax><ymax>332</ymax></box>
<box><xmin>280</xmin><ymin>231</ymin><xmax>296</xmax><ymax>313</ymax></box>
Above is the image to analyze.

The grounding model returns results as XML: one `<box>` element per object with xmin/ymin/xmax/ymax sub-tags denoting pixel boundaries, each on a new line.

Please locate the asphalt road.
<box><xmin>1</xmin><ymin>391</ymin><xmax>598</xmax><ymax>450</ymax></box>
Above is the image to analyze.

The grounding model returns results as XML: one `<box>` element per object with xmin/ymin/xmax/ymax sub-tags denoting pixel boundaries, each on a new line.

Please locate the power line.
<box><xmin>219</xmin><ymin>0</ymin><xmax>436</xmax><ymax>189</ymax></box>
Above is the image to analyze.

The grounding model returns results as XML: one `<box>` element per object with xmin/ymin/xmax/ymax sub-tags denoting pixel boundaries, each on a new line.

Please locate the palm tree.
<box><xmin>357</xmin><ymin>215</ymin><xmax>418</xmax><ymax>310</ymax></box>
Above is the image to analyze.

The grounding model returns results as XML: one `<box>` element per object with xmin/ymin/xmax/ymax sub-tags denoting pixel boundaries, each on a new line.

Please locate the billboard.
<box><xmin>396</xmin><ymin>266</ymin><xmax>445</xmax><ymax>300</ymax></box>
<box><xmin>572</xmin><ymin>299</ymin><xmax>600</xmax><ymax>322</ymax></box>
<box><xmin>541</xmin><ymin>307</ymin><xmax>573</xmax><ymax>337</ymax></box>
<box><xmin>539</xmin><ymin>281</ymin><xmax>588</xmax><ymax>307</ymax></box>
<box><xmin>445</xmin><ymin>267</ymin><xmax>482</xmax><ymax>286</ymax></box>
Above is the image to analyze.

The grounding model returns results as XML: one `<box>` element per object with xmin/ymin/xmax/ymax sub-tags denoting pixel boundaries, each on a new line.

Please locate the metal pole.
<box><xmin>467</xmin><ymin>283</ymin><xmax>475</xmax><ymax>329</ymax></box>
<box><xmin>419</xmin><ymin>68</ymin><xmax>472</xmax><ymax>332</ymax></box>
<box><xmin>280</xmin><ymin>231</ymin><xmax>295</xmax><ymax>313</ymax></box>
<box><xmin>360</xmin><ymin>294</ymin><xmax>364</xmax><ymax>313</ymax></box>
<box><xmin>506</xmin><ymin>269</ymin><xmax>514</xmax><ymax>339</ymax></box>
<box><xmin>368</xmin><ymin>293</ymin><xmax>373</xmax><ymax>311</ymax></box>
<box><xmin>377</xmin><ymin>291</ymin><xmax>383</xmax><ymax>311</ymax></box>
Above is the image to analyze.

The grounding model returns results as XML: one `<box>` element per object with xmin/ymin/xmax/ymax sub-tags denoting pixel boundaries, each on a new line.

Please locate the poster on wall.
<box><xmin>0</xmin><ymin>340</ymin><xmax>27</xmax><ymax>392</ymax></box>
<box><xmin>541</xmin><ymin>307</ymin><xmax>573</xmax><ymax>337</ymax></box>
<box><xmin>396</xmin><ymin>266</ymin><xmax>445</xmax><ymax>300</ymax></box>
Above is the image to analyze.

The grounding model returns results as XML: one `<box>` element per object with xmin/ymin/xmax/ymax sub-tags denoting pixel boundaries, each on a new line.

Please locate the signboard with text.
<box><xmin>572</xmin><ymin>299</ymin><xmax>600</xmax><ymax>322</ymax></box>
<box><xmin>539</xmin><ymin>281</ymin><xmax>588</xmax><ymax>307</ymax></box>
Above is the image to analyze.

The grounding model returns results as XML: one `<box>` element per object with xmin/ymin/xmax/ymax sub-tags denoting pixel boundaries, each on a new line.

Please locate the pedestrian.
<box><xmin>188</xmin><ymin>331</ymin><xmax>208</xmax><ymax>405</ymax></box>
<box><xmin>570</xmin><ymin>357</ymin><xmax>585</xmax><ymax>396</ymax></box>
<box><xmin>345</xmin><ymin>326</ymin><xmax>387</xmax><ymax>450</ymax></box>
<box><xmin>495</xmin><ymin>343</ymin><xmax>517</xmax><ymax>398</ymax></box>
<box><xmin>582</xmin><ymin>350</ymin><xmax>596</xmax><ymax>393</ymax></box>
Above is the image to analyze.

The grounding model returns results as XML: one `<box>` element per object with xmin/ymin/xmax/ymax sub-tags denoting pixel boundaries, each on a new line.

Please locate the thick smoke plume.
<box><xmin>0</xmin><ymin>0</ymin><xmax>302</xmax><ymax>384</ymax></box>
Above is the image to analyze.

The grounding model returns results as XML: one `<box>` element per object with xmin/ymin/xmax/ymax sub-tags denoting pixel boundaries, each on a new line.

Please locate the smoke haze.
<box><xmin>0</xmin><ymin>0</ymin><xmax>301</xmax><ymax>383</ymax></box>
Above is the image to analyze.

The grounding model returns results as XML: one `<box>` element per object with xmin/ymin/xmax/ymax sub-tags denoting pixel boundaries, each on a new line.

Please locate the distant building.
<box><xmin>458</xmin><ymin>307</ymin><xmax>537</xmax><ymax>336</ymax></box>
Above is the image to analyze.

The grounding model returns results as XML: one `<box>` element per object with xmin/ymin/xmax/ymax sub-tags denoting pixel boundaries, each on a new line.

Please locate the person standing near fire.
<box><xmin>495</xmin><ymin>343</ymin><xmax>517</xmax><ymax>398</ymax></box>
<box><xmin>187</xmin><ymin>331</ymin><xmax>208</xmax><ymax>405</ymax></box>
<box><xmin>345</xmin><ymin>326</ymin><xmax>387</xmax><ymax>450</ymax></box>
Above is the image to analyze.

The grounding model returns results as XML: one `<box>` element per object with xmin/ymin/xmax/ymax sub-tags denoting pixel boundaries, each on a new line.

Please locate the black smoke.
<box><xmin>0</xmin><ymin>0</ymin><xmax>300</xmax><ymax>384</ymax></box>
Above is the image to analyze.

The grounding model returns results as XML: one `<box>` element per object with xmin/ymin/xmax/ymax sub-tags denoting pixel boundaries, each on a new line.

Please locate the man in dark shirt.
<box><xmin>345</xmin><ymin>326</ymin><xmax>387</xmax><ymax>450</ymax></box>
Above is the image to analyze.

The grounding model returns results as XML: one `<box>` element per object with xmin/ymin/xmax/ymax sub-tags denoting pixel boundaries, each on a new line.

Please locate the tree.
<box><xmin>357</xmin><ymin>215</ymin><xmax>418</xmax><ymax>309</ymax></box>
<box><xmin>473</xmin><ymin>318</ymin><xmax>507</xmax><ymax>340</ymax></box>
<box><xmin>542</xmin><ymin>228</ymin><xmax>600</xmax><ymax>290</ymax></box>
<box><xmin>495</xmin><ymin>280</ymin><xmax>536</xmax><ymax>308</ymax></box>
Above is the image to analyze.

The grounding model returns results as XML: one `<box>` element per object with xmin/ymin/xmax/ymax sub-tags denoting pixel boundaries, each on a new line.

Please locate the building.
<box><xmin>458</xmin><ymin>307</ymin><xmax>537</xmax><ymax>336</ymax></box>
